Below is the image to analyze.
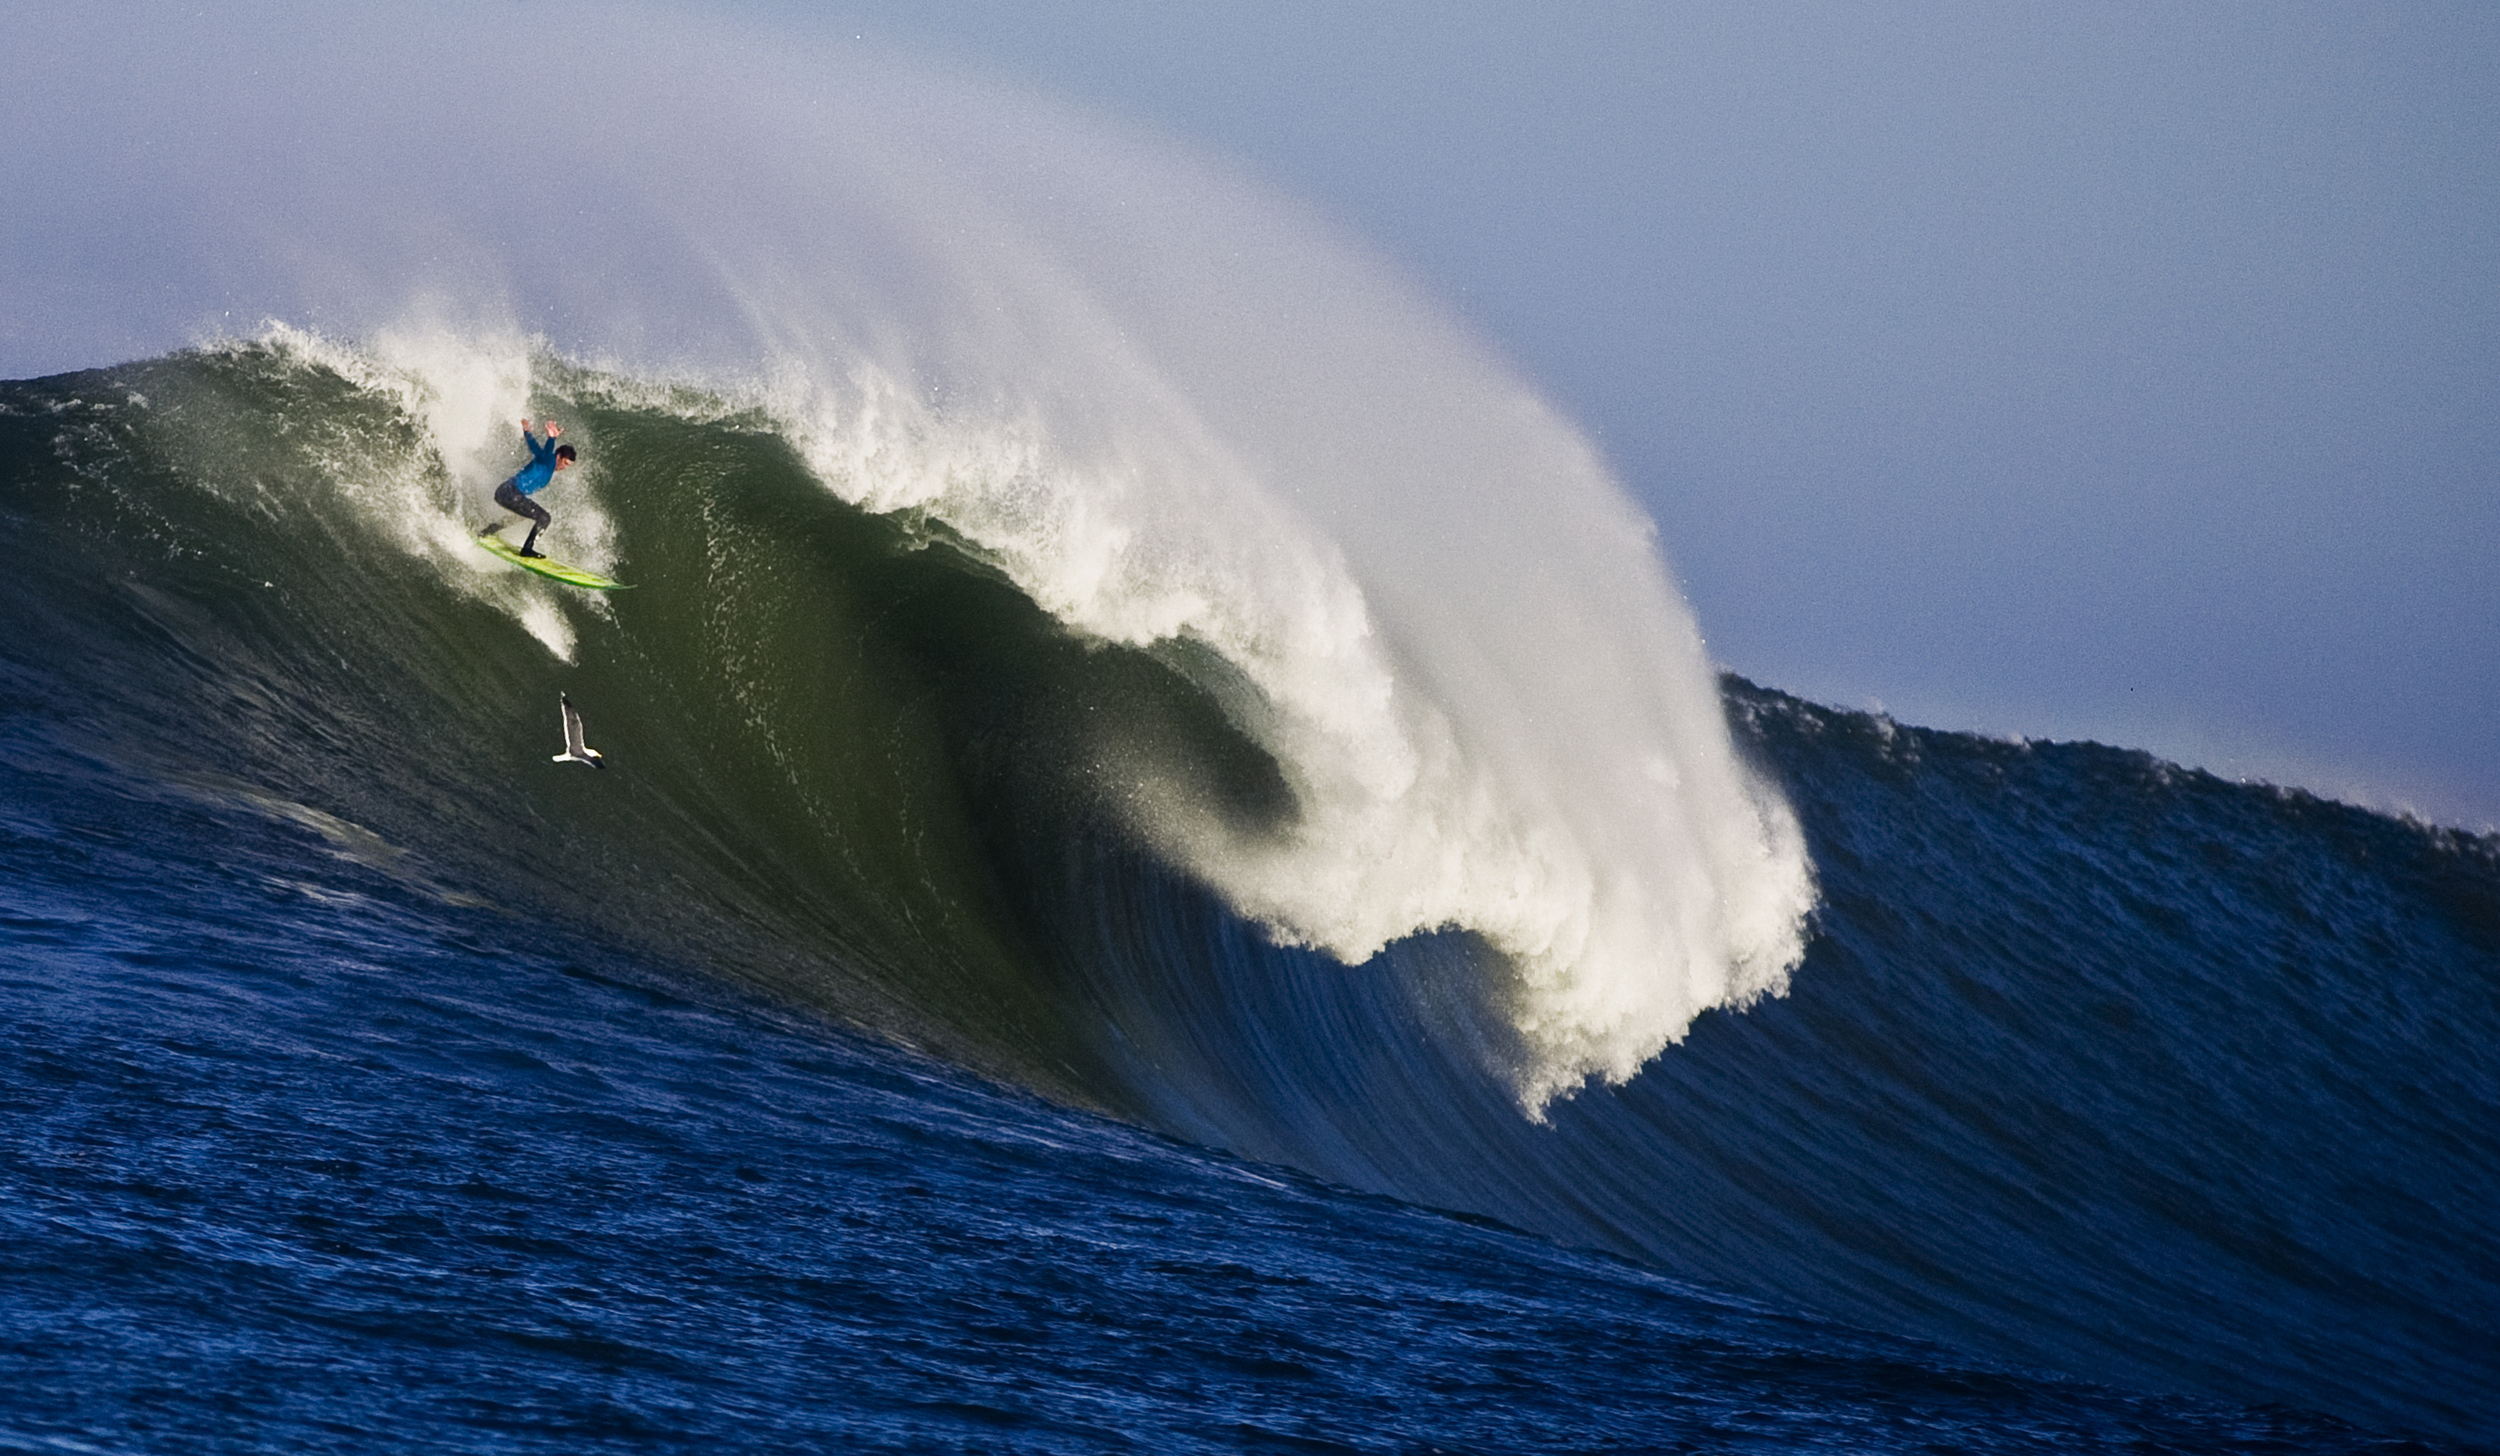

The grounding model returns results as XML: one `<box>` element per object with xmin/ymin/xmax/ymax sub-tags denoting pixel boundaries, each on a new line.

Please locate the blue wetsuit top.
<box><xmin>505</xmin><ymin>429</ymin><xmax>561</xmax><ymax>496</ymax></box>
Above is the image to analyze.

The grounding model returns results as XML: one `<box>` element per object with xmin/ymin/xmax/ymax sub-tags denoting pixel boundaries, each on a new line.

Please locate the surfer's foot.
<box><xmin>518</xmin><ymin>548</ymin><xmax>545</xmax><ymax>559</ymax></box>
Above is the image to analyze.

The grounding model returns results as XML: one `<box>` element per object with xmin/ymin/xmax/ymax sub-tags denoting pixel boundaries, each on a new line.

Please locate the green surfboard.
<box><xmin>476</xmin><ymin>531</ymin><xmax>632</xmax><ymax>590</ymax></box>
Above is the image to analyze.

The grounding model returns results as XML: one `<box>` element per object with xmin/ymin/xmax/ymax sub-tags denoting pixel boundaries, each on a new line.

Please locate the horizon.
<box><xmin>6</xmin><ymin>0</ymin><xmax>2495</xmax><ymax>828</ymax></box>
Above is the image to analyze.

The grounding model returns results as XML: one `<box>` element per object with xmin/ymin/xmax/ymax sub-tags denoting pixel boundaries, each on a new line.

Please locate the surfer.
<box><xmin>488</xmin><ymin>418</ymin><xmax>576</xmax><ymax>558</ymax></box>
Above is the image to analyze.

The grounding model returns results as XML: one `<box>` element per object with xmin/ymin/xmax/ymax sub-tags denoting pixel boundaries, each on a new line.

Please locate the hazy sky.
<box><xmin>7</xmin><ymin>2</ymin><xmax>2495</xmax><ymax>826</ymax></box>
<box><xmin>764</xmin><ymin>0</ymin><xmax>2500</xmax><ymax>827</ymax></box>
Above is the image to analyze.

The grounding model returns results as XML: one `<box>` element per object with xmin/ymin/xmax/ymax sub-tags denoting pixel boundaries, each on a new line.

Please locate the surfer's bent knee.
<box><xmin>494</xmin><ymin>481</ymin><xmax>551</xmax><ymax>527</ymax></box>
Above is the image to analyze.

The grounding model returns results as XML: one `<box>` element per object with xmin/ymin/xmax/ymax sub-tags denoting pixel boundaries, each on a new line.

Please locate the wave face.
<box><xmin>6</xmin><ymin>6</ymin><xmax>2498</xmax><ymax>1446</ymax></box>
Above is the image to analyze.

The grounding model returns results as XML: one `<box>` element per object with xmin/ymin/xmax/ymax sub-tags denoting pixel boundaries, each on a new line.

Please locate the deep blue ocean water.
<box><xmin>4</xmin><ymin>353</ymin><xmax>2496</xmax><ymax>1452</ymax></box>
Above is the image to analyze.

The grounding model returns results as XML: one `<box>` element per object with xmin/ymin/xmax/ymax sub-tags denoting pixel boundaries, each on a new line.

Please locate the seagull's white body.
<box><xmin>553</xmin><ymin>693</ymin><xmax>605</xmax><ymax>768</ymax></box>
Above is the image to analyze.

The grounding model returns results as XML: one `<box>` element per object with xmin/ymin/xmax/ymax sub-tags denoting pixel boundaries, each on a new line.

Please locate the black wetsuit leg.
<box><xmin>494</xmin><ymin>480</ymin><xmax>553</xmax><ymax>555</ymax></box>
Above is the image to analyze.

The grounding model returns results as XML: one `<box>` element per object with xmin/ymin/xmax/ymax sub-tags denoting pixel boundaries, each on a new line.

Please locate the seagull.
<box><xmin>552</xmin><ymin>693</ymin><xmax>605</xmax><ymax>768</ymax></box>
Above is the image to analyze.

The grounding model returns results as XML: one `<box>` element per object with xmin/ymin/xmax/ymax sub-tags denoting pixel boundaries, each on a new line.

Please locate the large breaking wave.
<box><xmin>10</xmin><ymin>5</ymin><xmax>2500</xmax><ymax>1446</ymax></box>
<box><xmin>5</xmin><ymin>2</ymin><xmax>1813</xmax><ymax>1113</ymax></box>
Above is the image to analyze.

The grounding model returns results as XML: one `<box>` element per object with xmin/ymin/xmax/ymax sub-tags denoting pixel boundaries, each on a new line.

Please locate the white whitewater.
<box><xmin>4</xmin><ymin>0</ymin><xmax>1815</xmax><ymax>1110</ymax></box>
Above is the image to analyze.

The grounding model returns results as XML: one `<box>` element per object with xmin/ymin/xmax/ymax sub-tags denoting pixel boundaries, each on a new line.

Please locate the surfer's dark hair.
<box><xmin>555</xmin><ymin>444</ymin><xmax>577</xmax><ymax>462</ymax></box>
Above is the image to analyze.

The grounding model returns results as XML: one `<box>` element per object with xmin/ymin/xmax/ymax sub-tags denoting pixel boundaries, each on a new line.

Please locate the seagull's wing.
<box><xmin>554</xmin><ymin>693</ymin><xmax>604</xmax><ymax>767</ymax></box>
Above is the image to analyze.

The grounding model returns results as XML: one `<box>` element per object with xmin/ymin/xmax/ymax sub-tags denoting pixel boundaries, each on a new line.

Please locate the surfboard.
<box><xmin>476</xmin><ymin>532</ymin><xmax>632</xmax><ymax>590</ymax></box>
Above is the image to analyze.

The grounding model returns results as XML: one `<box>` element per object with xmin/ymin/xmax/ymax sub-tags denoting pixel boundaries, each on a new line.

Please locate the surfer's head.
<box><xmin>555</xmin><ymin>444</ymin><xmax>577</xmax><ymax>468</ymax></box>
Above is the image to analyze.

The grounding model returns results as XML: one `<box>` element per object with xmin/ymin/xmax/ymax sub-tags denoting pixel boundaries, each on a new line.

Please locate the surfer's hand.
<box><xmin>546</xmin><ymin>422</ymin><xmax>562</xmax><ymax>437</ymax></box>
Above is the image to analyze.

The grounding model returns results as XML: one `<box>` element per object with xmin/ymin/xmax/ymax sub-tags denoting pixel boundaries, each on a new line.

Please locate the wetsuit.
<box><xmin>493</xmin><ymin>426</ymin><xmax>563</xmax><ymax>555</ymax></box>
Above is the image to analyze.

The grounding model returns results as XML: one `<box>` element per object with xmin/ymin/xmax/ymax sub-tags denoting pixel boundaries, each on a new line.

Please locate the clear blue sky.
<box><xmin>780</xmin><ymin>0</ymin><xmax>2500</xmax><ymax>827</ymax></box>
